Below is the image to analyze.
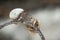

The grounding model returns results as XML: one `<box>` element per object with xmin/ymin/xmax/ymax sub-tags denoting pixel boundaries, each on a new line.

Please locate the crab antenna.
<box><xmin>37</xmin><ymin>28</ymin><xmax>45</xmax><ymax>40</ymax></box>
<box><xmin>0</xmin><ymin>20</ymin><xmax>15</xmax><ymax>29</ymax></box>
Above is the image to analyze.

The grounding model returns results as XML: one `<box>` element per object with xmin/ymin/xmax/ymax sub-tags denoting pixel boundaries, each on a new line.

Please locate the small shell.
<box><xmin>9</xmin><ymin>8</ymin><xmax>24</xmax><ymax>19</ymax></box>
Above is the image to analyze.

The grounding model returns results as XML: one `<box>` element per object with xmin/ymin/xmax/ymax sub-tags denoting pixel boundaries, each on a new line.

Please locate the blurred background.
<box><xmin>0</xmin><ymin>0</ymin><xmax>60</xmax><ymax>40</ymax></box>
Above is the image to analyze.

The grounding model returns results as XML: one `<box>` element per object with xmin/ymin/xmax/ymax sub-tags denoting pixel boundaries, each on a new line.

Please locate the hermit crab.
<box><xmin>0</xmin><ymin>8</ymin><xmax>45</xmax><ymax>40</ymax></box>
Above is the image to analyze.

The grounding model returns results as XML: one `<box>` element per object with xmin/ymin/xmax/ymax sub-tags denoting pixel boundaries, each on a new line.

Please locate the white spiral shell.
<box><xmin>9</xmin><ymin>8</ymin><xmax>24</xmax><ymax>19</ymax></box>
